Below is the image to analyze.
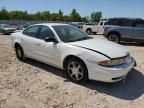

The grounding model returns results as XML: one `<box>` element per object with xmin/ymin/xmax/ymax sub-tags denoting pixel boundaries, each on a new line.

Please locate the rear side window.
<box><xmin>107</xmin><ymin>19</ymin><xmax>133</xmax><ymax>27</ymax></box>
<box><xmin>119</xmin><ymin>20</ymin><xmax>133</xmax><ymax>27</ymax></box>
<box><xmin>107</xmin><ymin>19</ymin><xmax>120</xmax><ymax>26</ymax></box>
<box><xmin>38</xmin><ymin>26</ymin><xmax>55</xmax><ymax>40</ymax></box>
<box><xmin>23</xmin><ymin>25</ymin><xmax>39</xmax><ymax>38</ymax></box>
<box><xmin>135</xmin><ymin>21</ymin><xmax>144</xmax><ymax>28</ymax></box>
<box><xmin>136</xmin><ymin>24</ymin><xmax>144</xmax><ymax>28</ymax></box>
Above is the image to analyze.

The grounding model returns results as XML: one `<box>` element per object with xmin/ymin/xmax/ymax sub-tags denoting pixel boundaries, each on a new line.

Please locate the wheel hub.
<box><xmin>68</xmin><ymin>62</ymin><xmax>83</xmax><ymax>81</ymax></box>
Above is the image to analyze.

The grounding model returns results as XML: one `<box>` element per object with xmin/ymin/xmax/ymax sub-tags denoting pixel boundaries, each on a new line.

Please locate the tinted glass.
<box><xmin>135</xmin><ymin>21</ymin><xmax>144</xmax><ymax>28</ymax></box>
<box><xmin>23</xmin><ymin>25</ymin><xmax>39</xmax><ymax>38</ymax></box>
<box><xmin>119</xmin><ymin>19</ymin><xmax>133</xmax><ymax>27</ymax></box>
<box><xmin>38</xmin><ymin>26</ymin><xmax>55</xmax><ymax>40</ymax></box>
<box><xmin>104</xmin><ymin>22</ymin><xmax>108</xmax><ymax>25</ymax></box>
<box><xmin>107</xmin><ymin>19</ymin><xmax>120</xmax><ymax>26</ymax></box>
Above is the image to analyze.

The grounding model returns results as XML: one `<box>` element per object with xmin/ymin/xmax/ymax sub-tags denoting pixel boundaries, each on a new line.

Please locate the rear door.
<box><xmin>118</xmin><ymin>19</ymin><xmax>136</xmax><ymax>39</ymax></box>
<box><xmin>133</xmin><ymin>20</ymin><xmax>144</xmax><ymax>41</ymax></box>
<box><xmin>21</xmin><ymin>25</ymin><xmax>41</xmax><ymax>58</ymax></box>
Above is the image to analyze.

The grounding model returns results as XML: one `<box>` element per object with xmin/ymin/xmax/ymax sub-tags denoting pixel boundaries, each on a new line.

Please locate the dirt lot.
<box><xmin>0</xmin><ymin>34</ymin><xmax>144</xmax><ymax>108</ymax></box>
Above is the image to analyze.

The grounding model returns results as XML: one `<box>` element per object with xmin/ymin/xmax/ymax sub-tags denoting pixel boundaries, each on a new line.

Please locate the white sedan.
<box><xmin>11</xmin><ymin>23</ymin><xmax>136</xmax><ymax>83</ymax></box>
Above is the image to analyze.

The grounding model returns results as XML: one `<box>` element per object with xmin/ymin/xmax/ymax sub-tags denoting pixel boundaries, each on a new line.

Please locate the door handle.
<box><xmin>36</xmin><ymin>43</ymin><xmax>41</xmax><ymax>46</ymax></box>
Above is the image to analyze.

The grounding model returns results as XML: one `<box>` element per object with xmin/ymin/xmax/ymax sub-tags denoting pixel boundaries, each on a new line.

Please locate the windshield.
<box><xmin>1</xmin><ymin>24</ymin><xmax>11</xmax><ymax>28</ymax></box>
<box><xmin>53</xmin><ymin>25</ymin><xmax>92</xmax><ymax>42</ymax></box>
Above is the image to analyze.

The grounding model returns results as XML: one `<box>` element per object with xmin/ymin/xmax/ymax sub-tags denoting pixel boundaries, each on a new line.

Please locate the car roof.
<box><xmin>109</xmin><ymin>17</ymin><xmax>143</xmax><ymax>21</ymax></box>
<box><xmin>33</xmin><ymin>23</ymin><xmax>69</xmax><ymax>27</ymax></box>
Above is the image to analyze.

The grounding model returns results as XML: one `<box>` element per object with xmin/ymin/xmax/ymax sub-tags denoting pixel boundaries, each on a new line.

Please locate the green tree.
<box><xmin>0</xmin><ymin>7</ymin><xmax>103</xmax><ymax>23</ymax></box>
<box><xmin>57</xmin><ymin>9</ymin><xmax>63</xmax><ymax>21</ymax></box>
<box><xmin>81</xmin><ymin>16</ymin><xmax>89</xmax><ymax>22</ymax></box>
<box><xmin>70</xmin><ymin>9</ymin><xmax>81</xmax><ymax>22</ymax></box>
<box><xmin>33</xmin><ymin>12</ymin><xmax>41</xmax><ymax>20</ymax></box>
<box><xmin>9</xmin><ymin>11</ymin><xmax>29</xmax><ymax>20</ymax></box>
<box><xmin>63</xmin><ymin>15</ymin><xmax>71</xmax><ymax>22</ymax></box>
<box><xmin>40</xmin><ymin>11</ymin><xmax>51</xmax><ymax>21</ymax></box>
<box><xmin>50</xmin><ymin>13</ymin><xmax>59</xmax><ymax>21</ymax></box>
<box><xmin>90</xmin><ymin>11</ymin><xmax>102</xmax><ymax>22</ymax></box>
<box><xmin>0</xmin><ymin>8</ymin><xmax>9</xmax><ymax>20</ymax></box>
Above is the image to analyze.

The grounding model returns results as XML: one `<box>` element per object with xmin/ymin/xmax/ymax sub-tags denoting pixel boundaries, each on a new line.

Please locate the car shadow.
<box><xmin>24</xmin><ymin>58</ymin><xmax>144</xmax><ymax>101</ymax></box>
<box><xmin>83</xmin><ymin>69</ymin><xmax>144</xmax><ymax>100</ymax></box>
<box><xmin>120</xmin><ymin>42</ymin><xmax>144</xmax><ymax>47</ymax></box>
<box><xmin>24</xmin><ymin>58</ymin><xmax>66</xmax><ymax>79</ymax></box>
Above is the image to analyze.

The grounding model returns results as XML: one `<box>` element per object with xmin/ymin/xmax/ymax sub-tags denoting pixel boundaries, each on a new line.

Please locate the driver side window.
<box><xmin>38</xmin><ymin>26</ymin><xmax>55</xmax><ymax>40</ymax></box>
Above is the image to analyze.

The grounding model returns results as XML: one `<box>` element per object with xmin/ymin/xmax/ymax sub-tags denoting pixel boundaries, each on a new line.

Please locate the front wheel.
<box><xmin>108</xmin><ymin>33</ymin><xmax>120</xmax><ymax>43</ymax></box>
<box><xmin>65</xmin><ymin>58</ymin><xmax>88</xmax><ymax>83</ymax></box>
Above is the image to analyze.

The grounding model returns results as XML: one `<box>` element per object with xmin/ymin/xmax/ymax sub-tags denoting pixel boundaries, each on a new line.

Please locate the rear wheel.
<box><xmin>64</xmin><ymin>58</ymin><xmax>88</xmax><ymax>83</ymax></box>
<box><xmin>139</xmin><ymin>42</ymin><xmax>144</xmax><ymax>46</ymax></box>
<box><xmin>15</xmin><ymin>45</ymin><xmax>26</xmax><ymax>61</ymax></box>
<box><xmin>108</xmin><ymin>33</ymin><xmax>120</xmax><ymax>43</ymax></box>
<box><xmin>86</xmin><ymin>29</ymin><xmax>92</xmax><ymax>35</ymax></box>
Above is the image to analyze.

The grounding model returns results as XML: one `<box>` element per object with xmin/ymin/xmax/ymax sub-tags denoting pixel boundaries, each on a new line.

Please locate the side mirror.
<box><xmin>44</xmin><ymin>37</ymin><xmax>58</xmax><ymax>43</ymax></box>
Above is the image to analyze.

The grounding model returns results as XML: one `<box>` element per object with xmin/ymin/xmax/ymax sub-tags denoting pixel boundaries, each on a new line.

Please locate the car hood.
<box><xmin>70</xmin><ymin>38</ymin><xmax>129</xmax><ymax>59</ymax></box>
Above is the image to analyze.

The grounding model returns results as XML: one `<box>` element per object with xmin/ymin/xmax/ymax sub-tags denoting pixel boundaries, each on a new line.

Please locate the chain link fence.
<box><xmin>0</xmin><ymin>20</ymin><xmax>65</xmax><ymax>25</ymax></box>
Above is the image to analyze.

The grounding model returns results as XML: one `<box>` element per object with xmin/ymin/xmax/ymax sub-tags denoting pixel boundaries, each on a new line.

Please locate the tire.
<box><xmin>139</xmin><ymin>42</ymin><xmax>144</xmax><ymax>46</ymax></box>
<box><xmin>108</xmin><ymin>33</ymin><xmax>120</xmax><ymax>43</ymax></box>
<box><xmin>64</xmin><ymin>58</ymin><xmax>88</xmax><ymax>83</ymax></box>
<box><xmin>86</xmin><ymin>29</ymin><xmax>92</xmax><ymax>35</ymax></box>
<box><xmin>15</xmin><ymin>45</ymin><xmax>26</xmax><ymax>61</ymax></box>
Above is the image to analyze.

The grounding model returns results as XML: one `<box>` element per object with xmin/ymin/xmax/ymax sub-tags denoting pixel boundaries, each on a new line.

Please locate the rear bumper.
<box><xmin>86</xmin><ymin>57</ymin><xmax>135</xmax><ymax>82</ymax></box>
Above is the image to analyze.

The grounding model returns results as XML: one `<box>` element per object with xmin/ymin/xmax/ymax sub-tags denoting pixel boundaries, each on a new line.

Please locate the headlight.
<box><xmin>98</xmin><ymin>56</ymin><xmax>131</xmax><ymax>67</ymax></box>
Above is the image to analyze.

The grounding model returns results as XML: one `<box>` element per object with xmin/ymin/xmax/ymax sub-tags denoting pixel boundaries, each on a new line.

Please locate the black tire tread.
<box><xmin>64</xmin><ymin>57</ymin><xmax>88</xmax><ymax>83</ymax></box>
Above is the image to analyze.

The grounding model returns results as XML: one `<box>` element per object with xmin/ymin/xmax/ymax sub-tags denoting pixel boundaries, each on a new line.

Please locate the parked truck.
<box><xmin>104</xmin><ymin>18</ymin><xmax>144</xmax><ymax>44</ymax></box>
<box><xmin>82</xmin><ymin>21</ymin><xmax>107</xmax><ymax>35</ymax></box>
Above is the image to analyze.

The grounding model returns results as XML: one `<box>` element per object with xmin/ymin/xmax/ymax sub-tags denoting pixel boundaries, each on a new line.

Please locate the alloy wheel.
<box><xmin>67</xmin><ymin>61</ymin><xmax>84</xmax><ymax>81</ymax></box>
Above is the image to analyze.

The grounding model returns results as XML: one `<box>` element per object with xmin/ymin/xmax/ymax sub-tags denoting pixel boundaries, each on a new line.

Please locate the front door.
<box><xmin>97</xmin><ymin>21</ymin><xmax>104</xmax><ymax>34</ymax></box>
<box><xmin>36</xmin><ymin>25</ymin><xmax>60</xmax><ymax>66</ymax></box>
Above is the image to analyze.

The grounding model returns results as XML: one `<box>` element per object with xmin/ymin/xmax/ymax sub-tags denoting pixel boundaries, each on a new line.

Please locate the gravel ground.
<box><xmin>0</xmin><ymin>34</ymin><xmax>144</xmax><ymax>108</ymax></box>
